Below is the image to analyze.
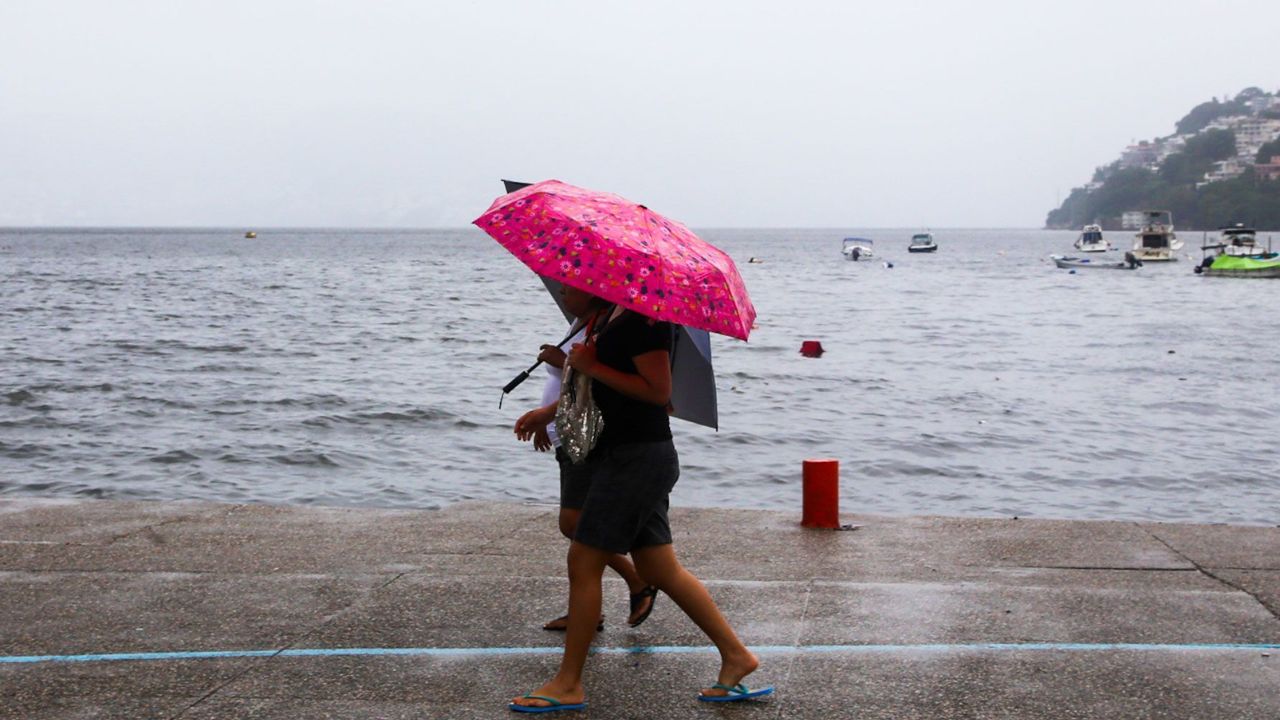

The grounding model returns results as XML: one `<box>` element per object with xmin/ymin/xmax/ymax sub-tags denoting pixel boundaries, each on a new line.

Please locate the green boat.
<box><xmin>1195</xmin><ymin>253</ymin><xmax>1280</xmax><ymax>278</ymax></box>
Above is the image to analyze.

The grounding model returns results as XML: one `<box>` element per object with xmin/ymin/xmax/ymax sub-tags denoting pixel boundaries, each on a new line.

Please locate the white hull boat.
<box><xmin>1132</xmin><ymin>210</ymin><xmax>1183</xmax><ymax>262</ymax></box>
<box><xmin>907</xmin><ymin>232</ymin><xmax>937</xmax><ymax>253</ymax></box>
<box><xmin>841</xmin><ymin>237</ymin><xmax>875</xmax><ymax>261</ymax></box>
<box><xmin>1074</xmin><ymin>224</ymin><xmax>1111</xmax><ymax>253</ymax></box>
<box><xmin>1051</xmin><ymin>252</ymin><xmax>1143</xmax><ymax>270</ymax></box>
<box><xmin>1209</xmin><ymin>223</ymin><xmax>1271</xmax><ymax>258</ymax></box>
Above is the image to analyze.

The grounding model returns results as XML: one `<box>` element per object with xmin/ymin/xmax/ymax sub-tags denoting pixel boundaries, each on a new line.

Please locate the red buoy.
<box><xmin>802</xmin><ymin>459</ymin><xmax>839</xmax><ymax>528</ymax></box>
<box><xmin>800</xmin><ymin>340</ymin><xmax>824</xmax><ymax>357</ymax></box>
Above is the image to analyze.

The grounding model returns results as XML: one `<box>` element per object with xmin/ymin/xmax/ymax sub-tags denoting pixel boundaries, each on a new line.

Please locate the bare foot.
<box><xmin>542</xmin><ymin>614</ymin><xmax>604</xmax><ymax>631</ymax></box>
<box><xmin>699</xmin><ymin>649</ymin><xmax>761</xmax><ymax>698</ymax></box>
<box><xmin>510</xmin><ymin>679</ymin><xmax>585</xmax><ymax>710</ymax></box>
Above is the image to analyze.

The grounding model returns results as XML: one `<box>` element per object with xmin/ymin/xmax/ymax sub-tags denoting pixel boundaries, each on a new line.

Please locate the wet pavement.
<box><xmin>1</xmin><ymin>499</ymin><xmax>1278</xmax><ymax>719</ymax></box>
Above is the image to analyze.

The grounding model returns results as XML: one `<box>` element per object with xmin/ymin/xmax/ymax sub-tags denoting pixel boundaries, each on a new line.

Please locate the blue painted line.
<box><xmin>2</xmin><ymin>649</ymin><xmax>280</xmax><ymax>664</ymax></box>
<box><xmin>775</xmin><ymin>643</ymin><xmax>1280</xmax><ymax>654</ymax></box>
<box><xmin>3</xmin><ymin>642</ymin><xmax>1278</xmax><ymax>666</ymax></box>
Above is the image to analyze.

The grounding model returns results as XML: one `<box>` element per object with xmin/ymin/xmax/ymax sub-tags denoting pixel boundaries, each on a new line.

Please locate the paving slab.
<box><xmin>776</xmin><ymin>649</ymin><xmax>1280</xmax><ymax>720</ymax></box>
<box><xmin>178</xmin><ymin>697</ymin><xmax>269</xmax><ymax>719</ymax></box>
<box><xmin>178</xmin><ymin>697</ymin><xmax>464</xmax><ymax>720</ymax></box>
<box><xmin>0</xmin><ymin>499</ymin><xmax>226</xmax><ymax>545</ymax></box>
<box><xmin>303</xmin><ymin>575</ymin><xmax>810</xmax><ymax>653</ymax></box>
<box><xmin>1141</xmin><ymin>521</ymin><xmax>1280</xmax><ymax>570</ymax></box>
<box><xmin>1213</xmin><ymin>569</ymin><xmax>1280</xmax><ymax>621</ymax></box>
<box><xmin>0</xmin><ymin>658</ymin><xmax>262</xmax><ymax>720</ymax></box>
<box><xmin>969</xmin><ymin>565</ymin><xmax>1216</xmax><ymax>591</ymax></box>
<box><xmin>666</xmin><ymin>509</ymin><xmax>1192</xmax><ymax>584</ymax></box>
<box><xmin>0</xmin><ymin>695</ymin><xmax>197</xmax><ymax>720</ymax></box>
<box><xmin>211</xmin><ymin>649</ymin><xmax>759</xmax><ymax>719</ymax></box>
<box><xmin>0</xmin><ymin>501</ymin><xmax>529</xmax><ymax>575</ymax></box>
<box><xmin>213</xmin><ymin>652</ymin><xmax>559</xmax><ymax>705</ymax></box>
<box><xmin>798</xmin><ymin>580</ymin><xmax>1280</xmax><ymax>646</ymax></box>
<box><xmin>0</xmin><ymin>571</ymin><xmax>389</xmax><ymax>655</ymax></box>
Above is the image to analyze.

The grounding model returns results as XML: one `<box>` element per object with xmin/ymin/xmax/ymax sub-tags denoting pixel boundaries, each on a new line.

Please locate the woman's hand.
<box><xmin>566</xmin><ymin>342</ymin><xmax>600</xmax><ymax>376</ymax></box>
<box><xmin>532</xmin><ymin>426</ymin><xmax>552</xmax><ymax>452</ymax></box>
<box><xmin>514</xmin><ymin>404</ymin><xmax>555</xmax><ymax>442</ymax></box>
<box><xmin>538</xmin><ymin>344</ymin><xmax>567</xmax><ymax>369</ymax></box>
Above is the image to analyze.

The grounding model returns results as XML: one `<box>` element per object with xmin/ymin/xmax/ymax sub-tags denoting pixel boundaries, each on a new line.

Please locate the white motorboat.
<box><xmin>1131</xmin><ymin>210</ymin><xmax>1183</xmax><ymax>262</ymax></box>
<box><xmin>841</xmin><ymin>237</ymin><xmax>875</xmax><ymax>261</ymax></box>
<box><xmin>907</xmin><ymin>232</ymin><xmax>937</xmax><ymax>253</ymax></box>
<box><xmin>1051</xmin><ymin>252</ymin><xmax>1142</xmax><ymax>270</ymax></box>
<box><xmin>1073</xmin><ymin>224</ymin><xmax>1111</xmax><ymax>253</ymax></box>
<box><xmin>1209</xmin><ymin>223</ymin><xmax>1270</xmax><ymax>258</ymax></box>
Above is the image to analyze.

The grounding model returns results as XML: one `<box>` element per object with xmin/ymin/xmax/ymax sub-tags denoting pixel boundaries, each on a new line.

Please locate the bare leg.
<box><xmin>544</xmin><ymin>509</ymin><xmax>652</xmax><ymax>629</ymax></box>
<box><xmin>631</xmin><ymin>543</ymin><xmax>760</xmax><ymax>697</ymax></box>
<box><xmin>512</xmin><ymin>541</ymin><xmax>611</xmax><ymax>709</ymax></box>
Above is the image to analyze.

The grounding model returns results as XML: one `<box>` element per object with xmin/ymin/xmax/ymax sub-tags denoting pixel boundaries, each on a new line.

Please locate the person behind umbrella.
<box><xmin>508</xmin><ymin>285</ymin><xmax>768</xmax><ymax>712</ymax></box>
<box><xmin>514</xmin><ymin>286</ymin><xmax>659</xmax><ymax>632</ymax></box>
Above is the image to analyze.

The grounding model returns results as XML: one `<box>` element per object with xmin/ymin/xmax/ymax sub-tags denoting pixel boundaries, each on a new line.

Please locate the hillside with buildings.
<box><xmin>1046</xmin><ymin>87</ymin><xmax>1280</xmax><ymax>230</ymax></box>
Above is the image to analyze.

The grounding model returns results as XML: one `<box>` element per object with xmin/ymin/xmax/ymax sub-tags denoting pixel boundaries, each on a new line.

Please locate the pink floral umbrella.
<box><xmin>473</xmin><ymin>180</ymin><xmax>756</xmax><ymax>341</ymax></box>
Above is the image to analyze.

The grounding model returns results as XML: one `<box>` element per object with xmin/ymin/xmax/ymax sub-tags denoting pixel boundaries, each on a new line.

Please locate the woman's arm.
<box><xmin>568</xmin><ymin>344</ymin><xmax>671</xmax><ymax>407</ymax></box>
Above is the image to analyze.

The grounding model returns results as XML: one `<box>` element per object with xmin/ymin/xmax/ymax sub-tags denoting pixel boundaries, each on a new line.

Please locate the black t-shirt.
<box><xmin>590</xmin><ymin>310</ymin><xmax>673</xmax><ymax>451</ymax></box>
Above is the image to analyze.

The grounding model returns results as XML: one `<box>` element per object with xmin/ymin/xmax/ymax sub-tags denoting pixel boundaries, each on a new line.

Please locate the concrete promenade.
<box><xmin>1</xmin><ymin>498</ymin><xmax>1278</xmax><ymax>719</ymax></box>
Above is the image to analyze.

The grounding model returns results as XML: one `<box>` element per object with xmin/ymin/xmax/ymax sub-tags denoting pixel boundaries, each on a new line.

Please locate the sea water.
<box><xmin>2</xmin><ymin>227</ymin><xmax>1277</xmax><ymax>524</ymax></box>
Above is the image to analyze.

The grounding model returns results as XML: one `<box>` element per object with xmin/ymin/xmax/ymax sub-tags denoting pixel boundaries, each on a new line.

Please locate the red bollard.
<box><xmin>802</xmin><ymin>459</ymin><xmax>839</xmax><ymax>529</ymax></box>
<box><xmin>800</xmin><ymin>340</ymin><xmax>824</xmax><ymax>357</ymax></box>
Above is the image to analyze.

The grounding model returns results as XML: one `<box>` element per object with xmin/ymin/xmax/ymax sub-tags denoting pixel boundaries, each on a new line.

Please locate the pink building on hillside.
<box><xmin>1255</xmin><ymin>156</ymin><xmax>1280</xmax><ymax>182</ymax></box>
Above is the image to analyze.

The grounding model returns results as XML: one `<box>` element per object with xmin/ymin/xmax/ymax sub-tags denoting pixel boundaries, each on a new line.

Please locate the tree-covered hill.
<box><xmin>1047</xmin><ymin>173</ymin><xmax>1280</xmax><ymax>231</ymax></box>
<box><xmin>1046</xmin><ymin>88</ymin><xmax>1280</xmax><ymax>230</ymax></box>
<box><xmin>1176</xmin><ymin>97</ymin><xmax>1250</xmax><ymax>135</ymax></box>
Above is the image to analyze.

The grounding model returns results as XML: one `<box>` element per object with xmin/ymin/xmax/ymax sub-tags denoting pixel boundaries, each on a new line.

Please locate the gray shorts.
<box><xmin>573</xmin><ymin>440</ymin><xmax>680</xmax><ymax>554</ymax></box>
<box><xmin>556</xmin><ymin>447</ymin><xmax>595</xmax><ymax>510</ymax></box>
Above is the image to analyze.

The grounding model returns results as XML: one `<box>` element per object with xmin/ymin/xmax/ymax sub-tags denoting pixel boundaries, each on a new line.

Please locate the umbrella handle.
<box><xmin>502</xmin><ymin>370</ymin><xmax>532</xmax><ymax>396</ymax></box>
<box><xmin>498</xmin><ymin>320</ymin><xmax>590</xmax><ymax>407</ymax></box>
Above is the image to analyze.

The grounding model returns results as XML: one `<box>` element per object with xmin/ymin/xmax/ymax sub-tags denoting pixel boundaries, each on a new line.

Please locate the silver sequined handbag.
<box><xmin>555</xmin><ymin>362</ymin><xmax>603</xmax><ymax>465</ymax></box>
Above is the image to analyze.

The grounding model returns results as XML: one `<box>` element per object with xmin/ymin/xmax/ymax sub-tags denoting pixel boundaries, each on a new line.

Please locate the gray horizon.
<box><xmin>3</xmin><ymin>0</ymin><xmax>1276</xmax><ymax>229</ymax></box>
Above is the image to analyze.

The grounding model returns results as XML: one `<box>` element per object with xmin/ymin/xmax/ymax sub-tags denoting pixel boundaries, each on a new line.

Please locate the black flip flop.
<box><xmin>628</xmin><ymin>586</ymin><xmax>659</xmax><ymax>627</ymax></box>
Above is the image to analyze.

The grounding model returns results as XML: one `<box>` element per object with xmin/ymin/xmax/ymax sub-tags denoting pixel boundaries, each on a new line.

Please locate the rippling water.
<box><xmin>3</xmin><ymin>227</ymin><xmax>1277</xmax><ymax>524</ymax></box>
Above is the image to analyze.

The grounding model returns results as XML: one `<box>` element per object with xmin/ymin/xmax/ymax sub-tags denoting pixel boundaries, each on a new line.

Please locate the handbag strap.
<box><xmin>590</xmin><ymin>305</ymin><xmax>625</xmax><ymax>343</ymax></box>
<box><xmin>577</xmin><ymin>304</ymin><xmax>621</xmax><ymax>347</ymax></box>
<box><xmin>560</xmin><ymin>304</ymin><xmax>618</xmax><ymax>402</ymax></box>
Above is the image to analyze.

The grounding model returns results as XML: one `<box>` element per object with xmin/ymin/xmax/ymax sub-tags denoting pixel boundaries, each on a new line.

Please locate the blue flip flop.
<box><xmin>698</xmin><ymin>682</ymin><xmax>775</xmax><ymax>703</ymax></box>
<box><xmin>508</xmin><ymin>693</ymin><xmax>587</xmax><ymax>714</ymax></box>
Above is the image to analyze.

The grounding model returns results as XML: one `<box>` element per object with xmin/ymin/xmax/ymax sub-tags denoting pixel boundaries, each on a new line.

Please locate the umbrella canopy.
<box><xmin>474</xmin><ymin>179</ymin><xmax>756</xmax><ymax>341</ymax></box>
<box><xmin>500</xmin><ymin>179</ymin><xmax>719</xmax><ymax>429</ymax></box>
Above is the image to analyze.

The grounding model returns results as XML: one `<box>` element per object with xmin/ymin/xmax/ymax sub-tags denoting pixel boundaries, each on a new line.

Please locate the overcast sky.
<box><xmin>2</xmin><ymin>0</ymin><xmax>1276</xmax><ymax>228</ymax></box>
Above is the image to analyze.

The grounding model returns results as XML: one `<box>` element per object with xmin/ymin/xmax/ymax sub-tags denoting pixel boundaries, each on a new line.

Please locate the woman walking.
<box><xmin>515</xmin><ymin>288</ymin><xmax>659</xmax><ymax>631</ymax></box>
<box><xmin>508</xmin><ymin>285</ymin><xmax>770</xmax><ymax>713</ymax></box>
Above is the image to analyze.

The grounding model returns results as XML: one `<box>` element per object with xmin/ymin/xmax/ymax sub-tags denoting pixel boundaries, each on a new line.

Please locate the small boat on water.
<box><xmin>907</xmin><ymin>232</ymin><xmax>937</xmax><ymax>253</ymax></box>
<box><xmin>1131</xmin><ymin>210</ymin><xmax>1183</xmax><ymax>262</ymax></box>
<box><xmin>1074</xmin><ymin>224</ymin><xmax>1111</xmax><ymax>253</ymax></box>
<box><xmin>1195</xmin><ymin>253</ymin><xmax>1280</xmax><ymax>278</ymax></box>
<box><xmin>1210</xmin><ymin>223</ymin><xmax>1270</xmax><ymax>258</ymax></box>
<box><xmin>1051</xmin><ymin>252</ymin><xmax>1143</xmax><ymax>270</ymax></box>
<box><xmin>244</xmin><ymin>231</ymin><xmax>257</xmax><ymax>239</ymax></box>
<box><xmin>1195</xmin><ymin>227</ymin><xmax>1280</xmax><ymax>277</ymax></box>
<box><xmin>841</xmin><ymin>237</ymin><xmax>875</xmax><ymax>261</ymax></box>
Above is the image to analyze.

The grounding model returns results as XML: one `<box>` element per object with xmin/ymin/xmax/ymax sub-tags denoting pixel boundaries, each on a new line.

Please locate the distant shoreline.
<box><xmin>1</xmin><ymin>225</ymin><xmax>1073</xmax><ymax>233</ymax></box>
